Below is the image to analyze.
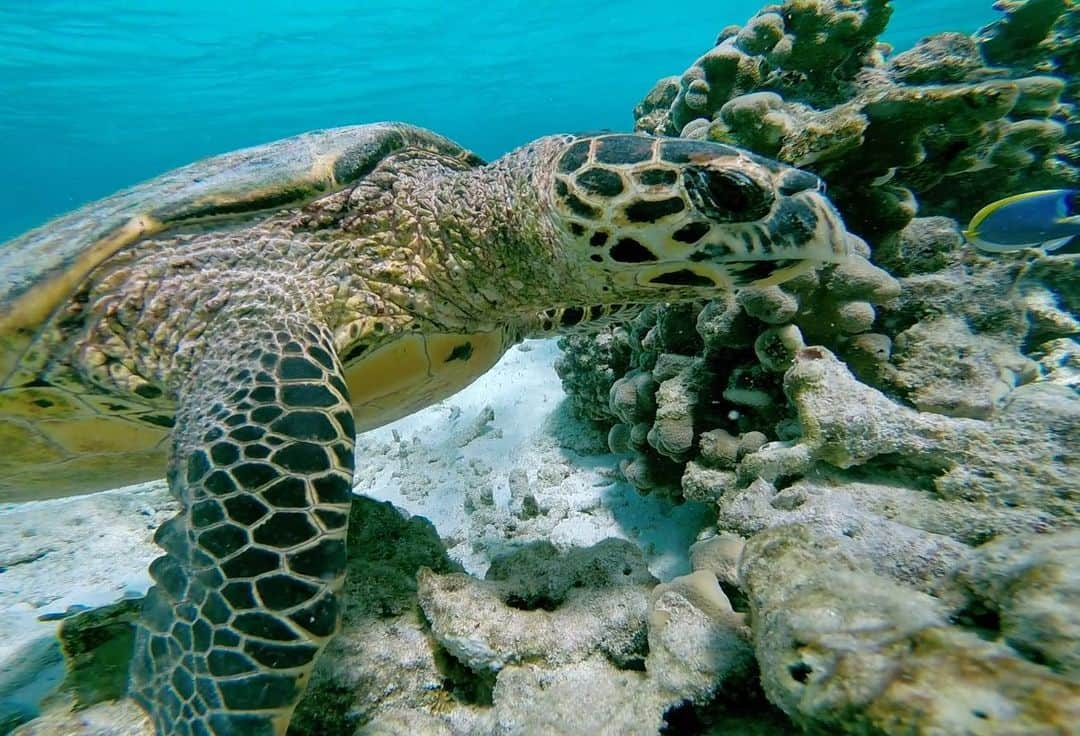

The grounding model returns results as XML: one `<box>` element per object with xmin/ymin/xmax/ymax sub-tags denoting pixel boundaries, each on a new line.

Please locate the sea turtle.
<box><xmin>0</xmin><ymin>122</ymin><xmax>851</xmax><ymax>735</ymax></box>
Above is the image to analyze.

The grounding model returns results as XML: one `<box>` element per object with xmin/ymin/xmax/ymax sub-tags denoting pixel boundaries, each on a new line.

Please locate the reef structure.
<box><xmin>634</xmin><ymin>0</ymin><xmax>1078</xmax><ymax>242</ymax></box>
<box><xmin>557</xmin><ymin>0</ymin><xmax>1080</xmax><ymax>732</ymax></box>
<box><xmin>7</xmin><ymin>2</ymin><xmax>1079</xmax><ymax>735</ymax></box>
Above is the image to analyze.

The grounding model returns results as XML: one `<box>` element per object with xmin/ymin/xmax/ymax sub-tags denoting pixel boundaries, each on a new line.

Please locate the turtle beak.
<box><xmin>778</xmin><ymin>168</ymin><xmax>825</xmax><ymax>196</ymax></box>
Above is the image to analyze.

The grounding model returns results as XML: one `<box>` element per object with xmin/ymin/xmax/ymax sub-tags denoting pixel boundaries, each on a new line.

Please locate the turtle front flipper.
<box><xmin>130</xmin><ymin>316</ymin><xmax>354</xmax><ymax>736</ymax></box>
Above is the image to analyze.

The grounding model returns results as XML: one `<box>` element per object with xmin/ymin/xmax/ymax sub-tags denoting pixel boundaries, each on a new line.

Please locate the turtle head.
<box><xmin>545</xmin><ymin>134</ymin><xmax>853</xmax><ymax>296</ymax></box>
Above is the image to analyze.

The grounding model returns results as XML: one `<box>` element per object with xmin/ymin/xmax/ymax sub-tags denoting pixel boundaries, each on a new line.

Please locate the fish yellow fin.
<box><xmin>966</xmin><ymin>189</ymin><xmax>1065</xmax><ymax>235</ymax></box>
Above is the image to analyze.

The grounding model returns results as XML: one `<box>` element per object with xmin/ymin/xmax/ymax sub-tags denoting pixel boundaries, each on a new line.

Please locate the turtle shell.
<box><xmin>0</xmin><ymin>122</ymin><xmax>483</xmax><ymax>380</ymax></box>
<box><xmin>0</xmin><ymin>123</ymin><xmax>485</xmax><ymax>501</ymax></box>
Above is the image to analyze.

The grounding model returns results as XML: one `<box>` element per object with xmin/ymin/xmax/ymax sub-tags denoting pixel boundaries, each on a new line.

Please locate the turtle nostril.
<box><xmin>779</xmin><ymin>169</ymin><xmax>823</xmax><ymax>196</ymax></box>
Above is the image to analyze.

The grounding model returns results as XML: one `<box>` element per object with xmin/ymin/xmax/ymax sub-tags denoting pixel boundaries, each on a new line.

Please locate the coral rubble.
<box><xmin>14</xmin><ymin>504</ymin><xmax>764</xmax><ymax>736</ymax></box>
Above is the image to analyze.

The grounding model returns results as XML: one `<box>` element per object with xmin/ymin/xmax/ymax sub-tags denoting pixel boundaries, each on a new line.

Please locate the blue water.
<box><xmin>0</xmin><ymin>1</ymin><xmax>996</xmax><ymax>243</ymax></box>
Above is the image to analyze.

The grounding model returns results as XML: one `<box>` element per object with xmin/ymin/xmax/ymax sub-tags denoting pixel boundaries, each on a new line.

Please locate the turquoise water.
<box><xmin>0</xmin><ymin>1</ymin><xmax>995</xmax><ymax>243</ymax></box>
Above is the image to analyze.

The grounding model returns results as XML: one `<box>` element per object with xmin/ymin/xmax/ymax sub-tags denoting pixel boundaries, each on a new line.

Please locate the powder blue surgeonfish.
<box><xmin>964</xmin><ymin>189</ymin><xmax>1080</xmax><ymax>254</ymax></box>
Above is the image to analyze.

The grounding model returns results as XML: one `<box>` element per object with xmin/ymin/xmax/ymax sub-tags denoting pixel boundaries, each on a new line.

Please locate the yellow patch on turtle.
<box><xmin>77</xmin><ymin>393</ymin><xmax>158</xmax><ymax>416</ymax></box>
<box><xmin>0</xmin><ymin>385</ymin><xmax>87</xmax><ymax>420</ymax></box>
<box><xmin>0</xmin><ymin>382</ymin><xmax>170</xmax><ymax>502</ymax></box>
<box><xmin>346</xmin><ymin>330</ymin><xmax>510</xmax><ymax>432</ymax></box>
<box><xmin>41</xmin><ymin>416</ymin><xmax>167</xmax><ymax>456</ymax></box>
<box><xmin>0</xmin><ymin>443</ymin><xmax>168</xmax><ymax>502</ymax></box>
<box><xmin>0</xmin><ymin>419</ymin><xmax>65</xmax><ymax>471</ymax></box>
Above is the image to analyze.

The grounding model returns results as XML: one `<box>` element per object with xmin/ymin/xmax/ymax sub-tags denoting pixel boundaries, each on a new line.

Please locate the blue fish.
<box><xmin>964</xmin><ymin>189</ymin><xmax>1080</xmax><ymax>254</ymax></box>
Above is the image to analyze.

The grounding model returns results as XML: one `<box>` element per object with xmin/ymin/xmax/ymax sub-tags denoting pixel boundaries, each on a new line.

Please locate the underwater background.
<box><xmin>2</xmin><ymin>1</ymin><xmax>1078</xmax><ymax>734</ymax></box>
<box><xmin>0</xmin><ymin>0</ymin><xmax>996</xmax><ymax>243</ymax></box>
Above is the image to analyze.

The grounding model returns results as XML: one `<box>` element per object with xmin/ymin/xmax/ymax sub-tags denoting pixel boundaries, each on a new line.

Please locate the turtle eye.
<box><xmin>684</xmin><ymin>167</ymin><xmax>773</xmax><ymax>223</ymax></box>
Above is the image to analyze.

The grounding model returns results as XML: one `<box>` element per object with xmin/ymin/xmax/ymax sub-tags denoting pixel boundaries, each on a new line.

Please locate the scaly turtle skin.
<box><xmin>0</xmin><ymin>123</ymin><xmax>850</xmax><ymax>735</ymax></box>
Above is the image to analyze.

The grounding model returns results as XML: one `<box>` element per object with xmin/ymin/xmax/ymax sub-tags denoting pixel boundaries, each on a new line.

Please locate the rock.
<box><xmin>491</xmin><ymin>657</ymin><xmax>664</xmax><ymax>736</ymax></box>
<box><xmin>646</xmin><ymin>571</ymin><xmax>755</xmax><ymax>703</ymax></box>
<box><xmin>483</xmin><ymin>539</ymin><xmax>656</xmax><ymax>611</ymax></box>
<box><xmin>873</xmin><ymin>216</ymin><xmax>964</xmax><ymax>277</ymax></box>
<box><xmin>739</xmin><ymin>524</ymin><xmax>1080</xmax><ymax>735</ymax></box>
<box><xmin>417</xmin><ymin>541</ymin><xmax>655</xmax><ymax>673</ymax></box>
<box><xmin>948</xmin><ymin>531</ymin><xmax>1080</xmax><ymax>677</ymax></box>
<box><xmin>889</xmin><ymin>316</ymin><xmax>1038</xmax><ymax>419</ymax></box>
<box><xmin>1037</xmin><ymin>337</ymin><xmax>1080</xmax><ymax>389</ymax></box>
<box><xmin>11</xmin><ymin>700</ymin><xmax>151</xmax><ymax>736</ymax></box>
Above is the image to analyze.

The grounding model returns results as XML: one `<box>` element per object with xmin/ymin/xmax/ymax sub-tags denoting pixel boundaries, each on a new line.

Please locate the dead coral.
<box><xmin>739</xmin><ymin>524</ymin><xmax>1080</xmax><ymax>735</ymax></box>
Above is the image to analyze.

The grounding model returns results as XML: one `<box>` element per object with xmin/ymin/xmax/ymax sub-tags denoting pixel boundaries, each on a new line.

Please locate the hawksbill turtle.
<box><xmin>0</xmin><ymin>122</ymin><xmax>851</xmax><ymax>735</ymax></box>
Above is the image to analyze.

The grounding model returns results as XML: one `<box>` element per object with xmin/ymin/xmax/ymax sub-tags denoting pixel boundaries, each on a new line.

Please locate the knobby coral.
<box><xmin>557</xmin><ymin>0</ymin><xmax>1079</xmax><ymax>732</ymax></box>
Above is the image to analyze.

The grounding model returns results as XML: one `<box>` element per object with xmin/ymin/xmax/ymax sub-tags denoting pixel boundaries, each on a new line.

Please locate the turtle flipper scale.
<box><xmin>130</xmin><ymin>315</ymin><xmax>355</xmax><ymax>736</ymax></box>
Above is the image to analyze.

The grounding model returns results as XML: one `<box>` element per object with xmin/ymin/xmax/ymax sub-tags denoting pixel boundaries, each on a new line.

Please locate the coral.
<box><xmin>490</xmin><ymin>657</ymin><xmax>664</xmax><ymax>736</ymax></box>
<box><xmin>688</xmin><ymin>533</ymin><xmax>746</xmax><ymax>595</ymax></box>
<box><xmin>635</xmin><ymin>0</ymin><xmax>1078</xmax><ymax>242</ymax></box>
<box><xmin>741</xmin><ymin>347</ymin><xmax>1078</xmax><ymax>514</ymax></box>
<box><xmin>597</xmin><ymin>249</ymin><xmax>898</xmax><ymax>502</ymax></box>
<box><xmin>872</xmin><ymin>215</ymin><xmax>963</xmax><ymax>276</ymax></box>
<box><xmin>55</xmin><ymin>599</ymin><xmax>141</xmax><ymax>710</ymax></box>
<box><xmin>665</xmin><ymin>0</ymin><xmax>892</xmax><ymax>133</ymax></box>
<box><xmin>417</xmin><ymin>539</ymin><xmax>764</xmax><ymax>733</ymax></box>
<box><xmin>718</xmin><ymin>477</ymin><xmax>974</xmax><ymax>589</ymax></box>
<box><xmin>888</xmin><ymin>316</ymin><xmax>1037</xmax><ymax>418</ymax></box>
<box><xmin>20</xmin><ymin>523</ymin><xmax>767</xmax><ymax>735</ymax></box>
<box><xmin>552</xmin><ymin>3</ymin><xmax>1080</xmax><ymax>731</ymax></box>
<box><xmin>645</xmin><ymin>570</ymin><xmax>756</xmax><ymax>704</ymax></box>
<box><xmin>739</xmin><ymin>524</ymin><xmax>1080</xmax><ymax>735</ymax></box>
<box><xmin>947</xmin><ymin>530</ymin><xmax>1080</xmax><ymax>677</ymax></box>
<box><xmin>482</xmin><ymin>538</ymin><xmax>656</xmax><ymax>610</ymax></box>
<box><xmin>558</xmin><ymin>243</ymin><xmax>1077</xmax><ymax>736</ymax></box>
<box><xmin>572</xmin><ymin>339</ymin><xmax>1078</xmax><ymax>733</ymax></box>
<box><xmin>336</xmin><ymin>497</ymin><xmax>464</xmax><ymax>621</ymax></box>
<box><xmin>568</xmin><ymin>221</ymin><xmax>1071</xmax><ymax>515</ymax></box>
<box><xmin>976</xmin><ymin>0</ymin><xmax>1076</xmax><ymax>68</ymax></box>
<box><xmin>1037</xmin><ymin>337</ymin><xmax>1080</xmax><ymax>388</ymax></box>
<box><xmin>417</xmin><ymin>540</ymin><xmax>655</xmax><ymax>672</ymax></box>
<box><xmin>554</xmin><ymin>328</ymin><xmax>633</xmax><ymax>424</ymax></box>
